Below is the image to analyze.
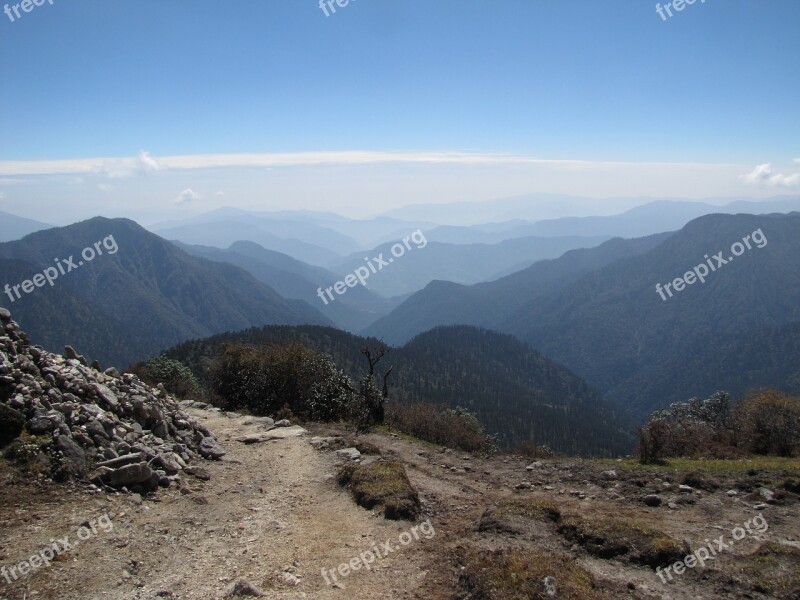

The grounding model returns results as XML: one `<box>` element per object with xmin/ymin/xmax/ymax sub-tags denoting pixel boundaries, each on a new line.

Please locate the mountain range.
<box><xmin>1</xmin><ymin>197</ymin><xmax>799</xmax><ymax>430</ymax></box>
<box><xmin>367</xmin><ymin>212</ymin><xmax>800</xmax><ymax>419</ymax></box>
<box><xmin>173</xmin><ymin>239</ymin><xmax>395</xmax><ymax>332</ymax></box>
<box><xmin>0</xmin><ymin>218</ymin><xmax>329</xmax><ymax>367</ymax></box>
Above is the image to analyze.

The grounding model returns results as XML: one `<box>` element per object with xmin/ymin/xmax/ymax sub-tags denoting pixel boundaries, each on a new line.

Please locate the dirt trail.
<box><xmin>1</xmin><ymin>407</ymin><xmax>798</xmax><ymax>600</ymax></box>
<box><xmin>0</xmin><ymin>409</ymin><xmax>434</xmax><ymax>600</ymax></box>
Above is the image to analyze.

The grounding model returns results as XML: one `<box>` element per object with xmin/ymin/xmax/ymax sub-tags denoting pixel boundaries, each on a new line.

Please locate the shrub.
<box><xmin>210</xmin><ymin>342</ymin><xmax>356</xmax><ymax>421</ymax></box>
<box><xmin>639</xmin><ymin>389</ymin><xmax>800</xmax><ymax>460</ymax></box>
<box><xmin>385</xmin><ymin>402</ymin><xmax>494</xmax><ymax>453</ymax></box>
<box><xmin>128</xmin><ymin>355</ymin><xmax>203</xmax><ymax>399</ymax></box>
<box><xmin>639</xmin><ymin>391</ymin><xmax>737</xmax><ymax>462</ymax></box>
<box><xmin>512</xmin><ymin>440</ymin><xmax>555</xmax><ymax>459</ymax></box>
<box><xmin>733</xmin><ymin>390</ymin><xmax>800</xmax><ymax>457</ymax></box>
<box><xmin>352</xmin><ymin>375</ymin><xmax>385</xmax><ymax>433</ymax></box>
<box><xmin>638</xmin><ymin>419</ymin><xmax>671</xmax><ymax>464</ymax></box>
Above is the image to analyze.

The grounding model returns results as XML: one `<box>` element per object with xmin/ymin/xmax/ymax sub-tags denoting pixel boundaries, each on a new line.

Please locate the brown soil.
<box><xmin>0</xmin><ymin>409</ymin><xmax>798</xmax><ymax>600</ymax></box>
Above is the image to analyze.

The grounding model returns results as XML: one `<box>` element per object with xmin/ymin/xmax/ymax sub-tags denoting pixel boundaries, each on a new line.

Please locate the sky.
<box><xmin>0</xmin><ymin>0</ymin><xmax>798</xmax><ymax>225</ymax></box>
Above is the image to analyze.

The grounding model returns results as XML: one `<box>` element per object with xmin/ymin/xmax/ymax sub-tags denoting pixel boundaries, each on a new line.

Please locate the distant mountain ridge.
<box><xmin>0</xmin><ymin>210</ymin><xmax>52</xmax><ymax>242</ymax></box>
<box><xmin>363</xmin><ymin>231</ymin><xmax>674</xmax><ymax>344</ymax></box>
<box><xmin>329</xmin><ymin>234</ymin><xmax>611</xmax><ymax>297</ymax></box>
<box><xmin>0</xmin><ymin>218</ymin><xmax>330</xmax><ymax>367</ymax></box>
<box><xmin>379</xmin><ymin>193</ymin><xmax>800</xmax><ymax>227</ymax></box>
<box><xmin>367</xmin><ymin>212</ymin><xmax>800</xmax><ymax>419</ymax></box>
<box><xmin>526</xmin><ymin>197</ymin><xmax>800</xmax><ymax>238</ymax></box>
<box><xmin>173</xmin><ymin>239</ymin><xmax>394</xmax><ymax>332</ymax></box>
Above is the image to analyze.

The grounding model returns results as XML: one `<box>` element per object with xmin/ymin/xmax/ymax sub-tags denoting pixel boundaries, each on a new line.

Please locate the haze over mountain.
<box><xmin>158</xmin><ymin>210</ymin><xmax>436</xmax><ymax>250</ymax></box>
<box><xmin>526</xmin><ymin>196</ymin><xmax>800</xmax><ymax>238</ymax></box>
<box><xmin>0</xmin><ymin>218</ymin><xmax>330</xmax><ymax>367</ymax></box>
<box><xmin>0</xmin><ymin>210</ymin><xmax>52</xmax><ymax>242</ymax></box>
<box><xmin>363</xmin><ymin>232</ymin><xmax>674</xmax><ymax>344</ymax></box>
<box><xmin>174</xmin><ymin>239</ymin><xmax>395</xmax><ymax>332</ymax></box>
<box><xmin>152</xmin><ymin>219</ymin><xmax>343</xmax><ymax>266</ymax></box>
<box><xmin>367</xmin><ymin>212</ymin><xmax>800</xmax><ymax>420</ymax></box>
<box><xmin>379</xmin><ymin>193</ymin><xmax>645</xmax><ymax>225</ymax></box>
<box><xmin>150</xmin><ymin>206</ymin><xmax>613</xmax><ymax>299</ymax></box>
<box><xmin>329</xmin><ymin>234</ymin><xmax>611</xmax><ymax>297</ymax></box>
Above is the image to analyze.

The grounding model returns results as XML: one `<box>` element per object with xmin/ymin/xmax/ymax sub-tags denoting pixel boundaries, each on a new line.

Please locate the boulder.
<box><xmin>336</xmin><ymin>447</ymin><xmax>362</xmax><ymax>461</ymax></box>
<box><xmin>644</xmin><ymin>494</ymin><xmax>662</xmax><ymax>507</ymax></box>
<box><xmin>54</xmin><ymin>434</ymin><xmax>87</xmax><ymax>478</ymax></box>
<box><xmin>93</xmin><ymin>384</ymin><xmax>119</xmax><ymax>410</ymax></box>
<box><xmin>100</xmin><ymin>462</ymin><xmax>154</xmax><ymax>487</ymax></box>
<box><xmin>199</xmin><ymin>437</ymin><xmax>226</xmax><ymax>460</ymax></box>
<box><xmin>0</xmin><ymin>404</ymin><xmax>25</xmax><ymax>446</ymax></box>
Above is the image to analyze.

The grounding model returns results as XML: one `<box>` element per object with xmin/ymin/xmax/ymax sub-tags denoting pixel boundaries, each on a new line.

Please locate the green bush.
<box><xmin>353</xmin><ymin>375</ymin><xmax>385</xmax><ymax>432</ymax></box>
<box><xmin>210</xmin><ymin>342</ymin><xmax>356</xmax><ymax>421</ymax></box>
<box><xmin>128</xmin><ymin>355</ymin><xmax>203</xmax><ymax>399</ymax></box>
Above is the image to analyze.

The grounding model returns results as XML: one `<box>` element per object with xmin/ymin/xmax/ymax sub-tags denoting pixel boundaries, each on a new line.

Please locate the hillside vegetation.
<box><xmin>162</xmin><ymin>324</ymin><xmax>634</xmax><ymax>456</ymax></box>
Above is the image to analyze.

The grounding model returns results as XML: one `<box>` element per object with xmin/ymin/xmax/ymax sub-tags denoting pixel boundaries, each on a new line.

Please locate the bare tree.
<box><xmin>361</xmin><ymin>345</ymin><xmax>389</xmax><ymax>377</ymax></box>
<box><xmin>382</xmin><ymin>366</ymin><xmax>393</xmax><ymax>399</ymax></box>
<box><xmin>358</xmin><ymin>345</ymin><xmax>393</xmax><ymax>427</ymax></box>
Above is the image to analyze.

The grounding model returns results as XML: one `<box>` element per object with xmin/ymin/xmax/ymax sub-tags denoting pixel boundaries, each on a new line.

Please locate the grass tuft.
<box><xmin>733</xmin><ymin>542</ymin><xmax>800</xmax><ymax>598</ymax></box>
<box><xmin>557</xmin><ymin>514</ymin><xmax>687</xmax><ymax>568</ymax></box>
<box><xmin>457</xmin><ymin>546</ymin><xmax>611</xmax><ymax>600</ymax></box>
<box><xmin>337</xmin><ymin>461</ymin><xmax>420</xmax><ymax>520</ymax></box>
<box><xmin>478</xmin><ymin>497</ymin><xmax>561</xmax><ymax>535</ymax></box>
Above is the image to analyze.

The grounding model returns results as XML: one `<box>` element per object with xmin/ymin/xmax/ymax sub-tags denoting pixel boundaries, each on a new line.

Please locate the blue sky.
<box><xmin>0</xmin><ymin>0</ymin><xmax>798</xmax><ymax>224</ymax></box>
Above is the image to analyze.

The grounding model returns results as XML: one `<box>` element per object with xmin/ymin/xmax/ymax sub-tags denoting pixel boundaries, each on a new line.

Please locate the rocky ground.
<box><xmin>0</xmin><ymin>308</ymin><xmax>226</xmax><ymax>496</ymax></box>
<box><xmin>1</xmin><ymin>402</ymin><xmax>799</xmax><ymax>599</ymax></box>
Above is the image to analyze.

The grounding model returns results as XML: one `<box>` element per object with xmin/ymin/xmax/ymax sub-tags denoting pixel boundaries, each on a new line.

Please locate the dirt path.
<box><xmin>0</xmin><ymin>410</ymin><xmax>434</xmax><ymax>600</ymax></box>
<box><xmin>1</xmin><ymin>408</ymin><xmax>798</xmax><ymax>600</ymax></box>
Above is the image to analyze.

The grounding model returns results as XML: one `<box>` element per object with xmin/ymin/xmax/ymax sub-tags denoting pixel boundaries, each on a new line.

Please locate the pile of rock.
<box><xmin>0</xmin><ymin>307</ymin><xmax>224</xmax><ymax>494</ymax></box>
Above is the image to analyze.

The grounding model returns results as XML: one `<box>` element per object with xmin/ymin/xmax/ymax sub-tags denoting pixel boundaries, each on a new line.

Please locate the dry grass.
<box><xmin>337</xmin><ymin>461</ymin><xmax>420</xmax><ymax>520</ymax></box>
<box><xmin>557</xmin><ymin>514</ymin><xmax>687</xmax><ymax>568</ymax></box>
<box><xmin>478</xmin><ymin>496</ymin><xmax>561</xmax><ymax>536</ymax></box>
<box><xmin>595</xmin><ymin>456</ymin><xmax>800</xmax><ymax>476</ymax></box>
<box><xmin>732</xmin><ymin>542</ymin><xmax>800</xmax><ymax>599</ymax></box>
<box><xmin>457</xmin><ymin>546</ymin><xmax>611</xmax><ymax>600</ymax></box>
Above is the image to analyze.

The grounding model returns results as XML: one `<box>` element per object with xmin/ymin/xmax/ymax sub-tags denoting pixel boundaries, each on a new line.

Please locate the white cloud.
<box><xmin>0</xmin><ymin>151</ymin><xmax>741</xmax><ymax>177</ymax></box>
<box><xmin>795</xmin><ymin>158</ymin><xmax>800</xmax><ymax>165</ymax></box>
<box><xmin>65</xmin><ymin>150</ymin><xmax>165</xmax><ymax>179</ymax></box>
<box><xmin>97</xmin><ymin>183</ymin><xmax>114</xmax><ymax>192</ymax></box>
<box><xmin>173</xmin><ymin>188</ymin><xmax>199</xmax><ymax>205</ymax></box>
<box><xmin>739</xmin><ymin>163</ymin><xmax>800</xmax><ymax>188</ymax></box>
<box><xmin>0</xmin><ymin>192</ymin><xmax>5</xmax><ymax>199</ymax></box>
<box><xmin>215</xmin><ymin>190</ymin><xmax>225</xmax><ymax>196</ymax></box>
<box><xmin>138</xmin><ymin>150</ymin><xmax>161</xmax><ymax>172</ymax></box>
